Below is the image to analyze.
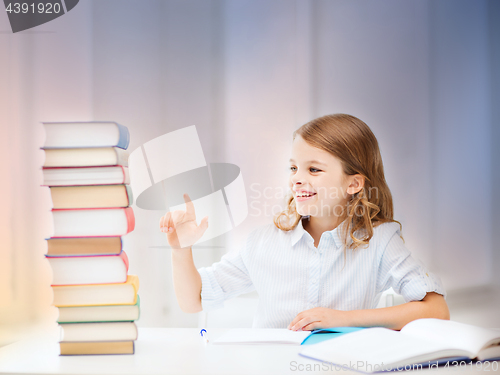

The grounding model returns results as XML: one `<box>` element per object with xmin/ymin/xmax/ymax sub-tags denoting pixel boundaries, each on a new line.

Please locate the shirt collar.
<box><xmin>291</xmin><ymin>216</ymin><xmax>345</xmax><ymax>249</ymax></box>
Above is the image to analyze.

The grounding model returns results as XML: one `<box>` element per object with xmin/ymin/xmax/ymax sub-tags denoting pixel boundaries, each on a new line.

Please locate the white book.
<box><xmin>52</xmin><ymin>275</ymin><xmax>138</xmax><ymax>307</ymax></box>
<box><xmin>57</xmin><ymin>298</ymin><xmax>140</xmax><ymax>323</ymax></box>
<box><xmin>42</xmin><ymin>121</ymin><xmax>129</xmax><ymax>149</ymax></box>
<box><xmin>47</xmin><ymin>252</ymin><xmax>128</xmax><ymax>286</ymax></box>
<box><xmin>51</xmin><ymin>207</ymin><xmax>134</xmax><ymax>237</ymax></box>
<box><xmin>299</xmin><ymin>319</ymin><xmax>500</xmax><ymax>373</ymax></box>
<box><xmin>59</xmin><ymin>322</ymin><xmax>138</xmax><ymax>342</ymax></box>
<box><xmin>43</xmin><ymin>147</ymin><xmax>129</xmax><ymax>168</ymax></box>
<box><xmin>42</xmin><ymin>166</ymin><xmax>129</xmax><ymax>186</ymax></box>
<box><xmin>213</xmin><ymin>329</ymin><xmax>311</xmax><ymax>345</ymax></box>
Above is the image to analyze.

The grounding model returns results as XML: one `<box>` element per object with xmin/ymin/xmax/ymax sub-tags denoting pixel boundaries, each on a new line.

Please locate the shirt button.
<box><xmin>311</xmin><ymin>278</ymin><xmax>317</xmax><ymax>284</ymax></box>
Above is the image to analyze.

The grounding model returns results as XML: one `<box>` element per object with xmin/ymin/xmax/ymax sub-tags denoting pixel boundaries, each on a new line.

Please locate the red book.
<box><xmin>51</xmin><ymin>207</ymin><xmax>135</xmax><ymax>238</ymax></box>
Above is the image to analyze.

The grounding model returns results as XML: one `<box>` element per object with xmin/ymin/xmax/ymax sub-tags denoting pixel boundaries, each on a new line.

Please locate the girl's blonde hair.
<box><xmin>274</xmin><ymin>113</ymin><xmax>402</xmax><ymax>252</ymax></box>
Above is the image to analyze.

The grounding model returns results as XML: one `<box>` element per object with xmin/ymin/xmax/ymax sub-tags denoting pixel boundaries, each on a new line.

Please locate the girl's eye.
<box><xmin>290</xmin><ymin>166</ymin><xmax>321</xmax><ymax>172</ymax></box>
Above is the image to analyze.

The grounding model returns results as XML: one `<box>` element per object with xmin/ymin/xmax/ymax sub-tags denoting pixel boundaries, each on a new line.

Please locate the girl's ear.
<box><xmin>346</xmin><ymin>174</ymin><xmax>365</xmax><ymax>195</ymax></box>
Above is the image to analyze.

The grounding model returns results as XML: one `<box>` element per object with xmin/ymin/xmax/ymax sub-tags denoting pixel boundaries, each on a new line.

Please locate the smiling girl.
<box><xmin>160</xmin><ymin>113</ymin><xmax>449</xmax><ymax>331</ymax></box>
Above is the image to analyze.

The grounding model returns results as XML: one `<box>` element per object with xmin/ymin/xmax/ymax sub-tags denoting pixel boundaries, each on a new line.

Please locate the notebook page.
<box><xmin>300</xmin><ymin>327</ymin><xmax>459</xmax><ymax>369</ymax></box>
<box><xmin>401</xmin><ymin>319</ymin><xmax>500</xmax><ymax>355</ymax></box>
<box><xmin>213</xmin><ymin>328</ymin><xmax>310</xmax><ymax>345</ymax></box>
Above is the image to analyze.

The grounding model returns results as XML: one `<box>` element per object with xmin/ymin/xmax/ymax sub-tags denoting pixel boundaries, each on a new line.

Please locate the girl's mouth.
<box><xmin>295</xmin><ymin>192</ymin><xmax>317</xmax><ymax>202</ymax></box>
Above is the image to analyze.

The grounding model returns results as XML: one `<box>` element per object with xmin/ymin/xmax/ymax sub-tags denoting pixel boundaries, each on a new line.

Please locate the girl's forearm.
<box><xmin>171</xmin><ymin>248</ymin><xmax>203</xmax><ymax>313</ymax></box>
<box><xmin>349</xmin><ymin>292</ymin><xmax>450</xmax><ymax>330</ymax></box>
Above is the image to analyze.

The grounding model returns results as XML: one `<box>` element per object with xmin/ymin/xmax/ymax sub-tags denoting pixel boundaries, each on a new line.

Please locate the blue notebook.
<box><xmin>301</xmin><ymin>327</ymin><xmax>365</xmax><ymax>345</ymax></box>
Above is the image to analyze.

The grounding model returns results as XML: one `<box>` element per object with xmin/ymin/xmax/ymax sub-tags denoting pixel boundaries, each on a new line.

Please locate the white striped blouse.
<box><xmin>197</xmin><ymin>217</ymin><xmax>446</xmax><ymax>329</ymax></box>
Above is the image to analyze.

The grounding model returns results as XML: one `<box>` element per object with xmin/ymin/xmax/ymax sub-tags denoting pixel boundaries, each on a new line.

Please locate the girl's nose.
<box><xmin>291</xmin><ymin>169</ymin><xmax>307</xmax><ymax>185</ymax></box>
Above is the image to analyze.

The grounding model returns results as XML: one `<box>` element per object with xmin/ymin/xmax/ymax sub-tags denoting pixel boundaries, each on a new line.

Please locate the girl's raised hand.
<box><xmin>159</xmin><ymin>193</ymin><xmax>209</xmax><ymax>249</ymax></box>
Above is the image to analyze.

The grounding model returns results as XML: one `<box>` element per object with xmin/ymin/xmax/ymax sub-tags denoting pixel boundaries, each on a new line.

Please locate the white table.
<box><xmin>0</xmin><ymin>328</ymin><xmax>493</xmax><ymax>374</ymax></box>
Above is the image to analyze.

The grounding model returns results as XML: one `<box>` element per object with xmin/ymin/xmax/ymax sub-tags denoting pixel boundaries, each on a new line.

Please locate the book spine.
<box><xmin>136</xmin><ymin>295</ymin><xmax>141</xmax><ymax>320</ymax></box>
<box><xmin>120</xmin><ymin>250</ymin><xmax>129</xmax><ymax>272</ymax></box>
<box><xmin>115</xmin><ymin>123</ymin><xmax>130</xmax><ymax>150</ymax></box>
<box><xmin>125</xmin><ymin>184</ymin><xmax>133</xmax><ymax>206</ymax></box>
<box><xmin>121</xmin><ymin>166</ymin><xmax>130</xmax><ymax>184</ymax></box>
<box><xmin>115</xmin><ymin>148</ymin><xmax>129</xmax><ymax>167</ymax></box>
<box><xmin>124</xmin><ymin>207</ymin><xmax>135</xmax><ymax>233</ymax></box>
<box><xmin>128</xmin><ymin>275</ymin><xmax>140</xmax><ymax>302</ymax></box>
<box><xmin>132</xmin><ymin>322</ymin><xmax>138</xmax><ymax>340</ymax></box>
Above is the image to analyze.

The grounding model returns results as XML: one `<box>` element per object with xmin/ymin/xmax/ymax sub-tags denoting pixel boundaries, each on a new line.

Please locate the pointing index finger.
<box><xmin>183</xmin><ymin>193</ymin><xmax>195</xmax><ymax>217</ymax></box>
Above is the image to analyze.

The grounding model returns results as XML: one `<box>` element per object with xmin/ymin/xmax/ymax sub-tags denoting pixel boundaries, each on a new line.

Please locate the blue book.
<box><xmin>42</xmin><ymin>121</ymin><xmax>130</xmax><ymax>150</ymax></box>
<box><xmin>301</xmin><ymin>327</ymin><xmax>365</xmax><ymax>345</ymax></box>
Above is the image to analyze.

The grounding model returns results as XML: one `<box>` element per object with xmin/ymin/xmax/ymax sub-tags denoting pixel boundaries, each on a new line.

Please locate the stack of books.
<box><xmin>42</xmin><ymin>121</ymin><xmax>140</xmax><ymax>355</ymax></box>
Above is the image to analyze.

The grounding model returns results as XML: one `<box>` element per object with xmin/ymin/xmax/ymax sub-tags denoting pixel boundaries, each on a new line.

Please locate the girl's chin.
<box><xmin>296</xmin><ymin>206</ymin><xmax>315</xmax><ymax>217</ymax></box>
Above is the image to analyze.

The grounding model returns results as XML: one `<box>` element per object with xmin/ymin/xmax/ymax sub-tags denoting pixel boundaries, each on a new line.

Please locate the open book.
<box><xmin>212</xmin><ymin>327</ymin><xmax>364</xmax><ymax>345</ymax></box>
<box><xmin>300</xmin><ymin>319</ymin><xmax>500</xmax><ymax>373</ymax></box>
<box><xmin>213</xmin><ymin>329</ymin><xmax>310</xmax><ymax>345</ymax></box>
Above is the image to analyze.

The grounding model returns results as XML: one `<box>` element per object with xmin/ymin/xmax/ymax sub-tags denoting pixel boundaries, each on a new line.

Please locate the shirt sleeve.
<box><xmin>196</xmin><ymin>232</ymin><xmax>256</xmax><ymax>312</ymax></box>
<box><xmin>376</xmin><ymin>224</ymin><xmax>447</xmax><ymax>302</ymax></box>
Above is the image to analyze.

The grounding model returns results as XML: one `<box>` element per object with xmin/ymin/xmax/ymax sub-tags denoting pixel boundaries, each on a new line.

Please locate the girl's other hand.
<box><xmin>287</xmin><ymin>307</ymin><xmax>351</xmax><ymax>331</ymax></box>
<box><xmin>159</xmin><ymin>193</ymin><xmax>209</xmax><ymax>249</ymax></box>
